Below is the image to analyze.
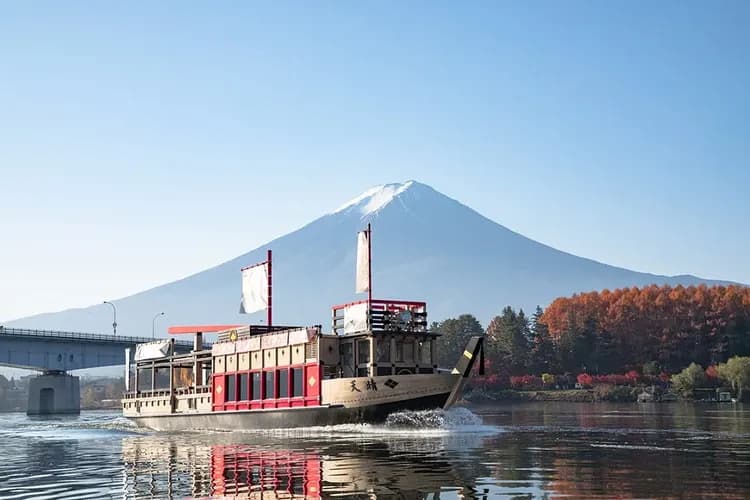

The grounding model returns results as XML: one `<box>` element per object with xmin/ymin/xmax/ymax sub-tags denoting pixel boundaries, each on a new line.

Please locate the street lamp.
<box><xmin>103</xmin><ymin>301</ymin><xmax>117</xmax><ymax>336</ymax></box>
<box><xmin>152</xmin><ymin>312</ymin><xmax>165</xmax><ymax>339</ymax></box>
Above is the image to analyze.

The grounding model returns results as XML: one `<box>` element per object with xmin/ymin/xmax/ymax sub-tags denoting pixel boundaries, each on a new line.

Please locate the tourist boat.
<box><xmin>122</xmin><ymin>226</ymin><xmax>483</xmax><ymax>431</ymax></box>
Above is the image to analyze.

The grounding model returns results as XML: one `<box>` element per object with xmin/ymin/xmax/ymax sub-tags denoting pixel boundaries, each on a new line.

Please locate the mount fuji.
<box><xmin>4</xmin><ymin>181</ymin><xmax>736</xmax><ymax>336</ymax></box>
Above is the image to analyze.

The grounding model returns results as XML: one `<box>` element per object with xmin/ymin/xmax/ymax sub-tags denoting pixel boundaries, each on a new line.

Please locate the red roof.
<box><xmin>168</xmin><ymin>324</ymin><xmax>244</xmax><ymax>335</ymax></box>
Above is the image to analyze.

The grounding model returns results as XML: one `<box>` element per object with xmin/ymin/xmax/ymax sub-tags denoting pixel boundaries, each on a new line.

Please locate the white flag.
<box><xmin>355</xmin><ymin>230</ymin><xmax>370</xmax><ymax>293</ymax></box>
<box><xmin>124</xmin><ymin>348</ymin><xmax>131</xmax><ymax>391</ymax></box>
<box><xmin>240</xmin><ymin>263</ymin><xmax>269</xmax><ymax>314</ymax></box>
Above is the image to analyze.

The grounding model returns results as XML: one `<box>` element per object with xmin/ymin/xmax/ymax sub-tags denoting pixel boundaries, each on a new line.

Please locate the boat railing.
<box><xmin>123</xmin><ymin>385</ymin><xmax>211</xmax><ymax>399</ymax></box>
<box><xmin>331</xmin><ymin>299</ymin><xmax>428</xmax><ymax>335</ymax></box>
<box><xmin>174</xmin><ymin>385</ymin><xmax>211</xmax><ymax>396</ymax></box>
<box><xmin>123</xmin><ymin>389</ymin><xmax>171</xmax><ymax>399</ymax></box>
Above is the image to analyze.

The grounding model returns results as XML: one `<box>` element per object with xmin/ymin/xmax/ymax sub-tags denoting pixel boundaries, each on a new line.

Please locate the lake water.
<box><xmin>0</xmin><ymin>402</ymin><xmax>748</xmax><ymax>498</ymax></box>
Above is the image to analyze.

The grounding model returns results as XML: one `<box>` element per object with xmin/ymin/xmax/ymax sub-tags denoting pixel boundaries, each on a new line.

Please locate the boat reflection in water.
<box><xmin>121</xmin><ymin>423</ymin><xmax>491</xmax><ymax>498</ymax></box>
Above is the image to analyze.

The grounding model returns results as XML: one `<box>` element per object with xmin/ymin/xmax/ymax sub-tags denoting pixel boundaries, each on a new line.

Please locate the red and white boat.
<box><xmin>122</xmin><ymin>226</ymin><xmax>483</xmax><ymax>431</ymax></box>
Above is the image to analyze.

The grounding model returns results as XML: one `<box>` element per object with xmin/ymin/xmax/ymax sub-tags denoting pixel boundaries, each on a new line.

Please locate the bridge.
<box><xmin>0</xmin><ymin>326</ymin><xmax>195</xmax><ymax>371</ymax></box>
<box><xmin>0</xmin><ymin>326</ymin><xmax>197</xmax><ymax>415</ymax></box>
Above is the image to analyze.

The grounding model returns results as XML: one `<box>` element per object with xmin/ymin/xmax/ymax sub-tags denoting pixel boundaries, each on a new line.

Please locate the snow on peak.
<box><xmin>332</xmin><ymin>181</ymin><xmax>416</xmax><ymax>217</ymax></box>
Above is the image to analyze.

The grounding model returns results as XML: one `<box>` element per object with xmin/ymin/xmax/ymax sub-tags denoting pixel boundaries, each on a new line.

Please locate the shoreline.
<box><xmin>465</xmin><ymin>388</ymin><xmax>657</xmax><ymax>403</ymax></box>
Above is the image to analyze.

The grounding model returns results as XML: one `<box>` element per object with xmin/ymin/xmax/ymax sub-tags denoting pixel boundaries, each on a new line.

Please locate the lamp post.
<box><xmin>103</xmin><ymin>301</ymin><xmax>117</xmax><ymax>336</ymax></box>
<box><xmin>152</xmin><ymin>312</ymin><xmax>165</xmax><ymax>339</ymax></box>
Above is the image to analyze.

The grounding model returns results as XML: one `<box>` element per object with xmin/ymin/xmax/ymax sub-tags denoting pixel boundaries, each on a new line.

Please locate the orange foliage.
<box><xmin>541</xmin><ymin>285</ymin><xmax>750</xmax><ymax>372</ymax></box>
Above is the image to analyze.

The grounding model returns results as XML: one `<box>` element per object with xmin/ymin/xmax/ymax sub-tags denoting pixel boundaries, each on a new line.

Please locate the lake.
<box><xmin>0</xmin><ymin>402</ymin><xmax>748</xmax><ymax>498</ymax></box>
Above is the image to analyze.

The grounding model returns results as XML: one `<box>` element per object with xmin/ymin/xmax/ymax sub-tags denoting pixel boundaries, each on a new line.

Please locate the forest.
<box><xmin>433</xmin><ymin>284</ymin><xmax>750</xmax><ymax>385</ymax></box>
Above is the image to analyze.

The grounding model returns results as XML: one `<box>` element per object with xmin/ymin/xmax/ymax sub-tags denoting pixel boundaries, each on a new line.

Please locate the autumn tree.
<box><xmin>542</xmin><ymin>285</ymin><xmax>750</xmax><ymax>375</ymax></box>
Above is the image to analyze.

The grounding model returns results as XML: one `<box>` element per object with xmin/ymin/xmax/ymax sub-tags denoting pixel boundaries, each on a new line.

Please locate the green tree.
<box><xmin>432</xmin><ymin>314</ymin><xmax>484</xmax><ymax>367</ymax></box>
<box><xmin>642</xmin><ymin>360</ymin><xmax>659</xmax><ymax>376</ymax></box>
<box><xmin>530</xmin><ymin>306</ymin><xmax>555</xmax><ymax>374</ymax></box>
<box><xmin>716</xmin><ymin>356</ymin><xmax>750</xmax><ymax>402</ymax></box>
<box><xmin>487</xmin><ymin>306</ymin><xmax>530</xmax><ymax>374</ymax></box>
<box><xmin>557</xmin><ymin>310</ymin><xmax>587</xmax><ymax>373</ymax></box>
<box><xmin>671</xmin><ymin>363</ymin><xmax>706</xmax><ymax>398</ymax></box>
<box><xmin>590</xmin><ymin>328</ymin><xmax>617</xmax><ymax>374</ymax></box>
<box><xmin>577</xmin><ymin>316</ymin><xmax>598</xmax><ymax>372</ymax></box>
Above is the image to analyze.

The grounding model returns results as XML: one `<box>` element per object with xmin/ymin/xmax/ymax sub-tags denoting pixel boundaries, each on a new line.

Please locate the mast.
<box><xmin>267</xmin><ymin>249</ymin><xmax>273</xmax><ymax>328</ymax></box>
<box><xmin>367</xmin><ymin>223</ymin><xmax>372</xmax><ymax>305</ymax></box>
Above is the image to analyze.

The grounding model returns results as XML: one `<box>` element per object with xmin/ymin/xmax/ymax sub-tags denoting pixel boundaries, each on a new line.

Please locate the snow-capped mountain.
<box><xmin>5</xmin><ymin>181</ymin><xmax>736</xmax><ymax>336</ymax></box>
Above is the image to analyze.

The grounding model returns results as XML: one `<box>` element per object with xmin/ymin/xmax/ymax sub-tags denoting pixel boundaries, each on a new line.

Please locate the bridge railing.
<box><xmin>0</xmin><ymin>326</ymin><xmax>195</xmax><ymax>348</ymax></box>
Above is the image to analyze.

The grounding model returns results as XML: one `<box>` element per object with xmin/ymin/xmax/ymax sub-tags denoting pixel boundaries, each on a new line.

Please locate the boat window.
<box><xmin>238</xmin><ymin>373</ymin><xmax>248</xmax><ymax>401</ymax></box>
<box><xmin>251</xmin><ymin>372</ymin><xmax>261</xmax><ymax>400</ymax></box>
<box><xmin>419</xmin><ymin>341</ymin><xmax>431</xmax><ymax>364</ymax></box>
<box><xmin>357</xmin><ymin>340</ymin><xmax>370</xmax><ymax>364</ymax></box>
<box><xmin>340</xmin><ymin>342</ymin><xmax>354</xmax><ymax>378</ymax></box>
<box><xmin>403</xmin><ymin>341</ymin><xmax>414</xmax><ymax>362</ymax></box>
<box><xmin>292</xmin><ymin>368</ymin><xmax>303</xmax><ymax>397</ymax></box>
<box><xmin>396</xmin><ymin>340</ymin><xmax>415</xmax><ymax>363</ymax></box>
<box><xmin>264</xmin><ymin>371</ymin><xmax>275</xmax><ymax>399</ymax></box>
<box><xmin>279</xmin><ymin>369</ymin><xmax>289</xmax><ymax>398</ymax></box>
<box><xmin>226</xmin><ymin>375</ymin><xmax>236</xmax><ymax>402</ymax></box>
<box><xmin>292</xmin><ymin>475</ymin><xmax>304</xmax><ymax>495</ymax></box>
<box><xmin>377</xmin><ymin>338</ymin><xmax>390</xmax><ymax>362</ymax></box>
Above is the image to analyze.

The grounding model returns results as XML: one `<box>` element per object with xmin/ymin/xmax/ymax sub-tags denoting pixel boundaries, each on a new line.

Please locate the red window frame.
<box><xmin>212</xmin><ymin>362</ymin><xmax>321</xmax><ymax>412</ymax></box>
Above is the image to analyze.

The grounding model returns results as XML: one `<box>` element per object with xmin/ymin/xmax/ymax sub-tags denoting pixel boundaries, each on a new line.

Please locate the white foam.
<box><xmin>210</xmin><ymin>407</ymin><xmax>499</xmax><ymax>438</ymax></box>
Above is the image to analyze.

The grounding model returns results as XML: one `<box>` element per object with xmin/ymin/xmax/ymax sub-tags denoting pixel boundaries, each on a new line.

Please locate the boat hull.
<box><xmin>126</xmin><ymin>392</ymin><xmax>451</xmax><ymax>431</ymax></box>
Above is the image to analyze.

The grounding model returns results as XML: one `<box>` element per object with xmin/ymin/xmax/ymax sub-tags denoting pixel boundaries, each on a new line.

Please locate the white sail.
<box><xmin>124</xmin><ymin>348</ymin><xmax>131</xmax><ymax>391</ymax></box>
<box><xmin>240</xmin><ymin>263</ymin><xmax>269</xmax><ymax>314</ymax></box>
<box><xmin>355</xmin><ymin>230</ymin><xmax>370</xmax><ymax>293</ymax></box>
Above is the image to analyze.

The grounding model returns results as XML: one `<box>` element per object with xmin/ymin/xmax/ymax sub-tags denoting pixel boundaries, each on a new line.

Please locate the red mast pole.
<box><xmin>267</xmin><ymin>249</ymin><xmax>272</xmax><ymax>328</ymax></box>
<box><xmin>367</xmin><ymin>223</ymin><xmax>372</xmax><ymax>305</ymax></box>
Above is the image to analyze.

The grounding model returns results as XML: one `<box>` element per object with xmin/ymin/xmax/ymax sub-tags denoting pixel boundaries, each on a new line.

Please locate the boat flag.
<box><xmin>240</xmin><ymin>261</ymin><xmax>269</xmax><ymax>314</ymax></box>
<box><xmin>355</xmin><ymin>226</ymin><xmax>370</xmax><ymax>294</ymax></box>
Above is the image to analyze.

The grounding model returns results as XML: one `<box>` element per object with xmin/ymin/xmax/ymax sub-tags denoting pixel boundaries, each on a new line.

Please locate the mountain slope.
<box><xmin>5</xmin><ymin>181</ymin><xmax>737</xmax><ymax>336</ymax></box>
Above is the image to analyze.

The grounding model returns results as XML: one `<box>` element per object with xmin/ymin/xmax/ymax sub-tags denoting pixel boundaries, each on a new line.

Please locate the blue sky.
<box><xmin>1</xmin><ymin>1</ymin><xmax>748</xmax><ymax>321</ymax></box>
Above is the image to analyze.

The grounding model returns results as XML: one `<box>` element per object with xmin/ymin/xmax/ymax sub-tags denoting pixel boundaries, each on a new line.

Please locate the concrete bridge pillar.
<box><xmin>26</xmin><ymin>371</ymin><xmax>80</xmax><ymax>415</ymax></box>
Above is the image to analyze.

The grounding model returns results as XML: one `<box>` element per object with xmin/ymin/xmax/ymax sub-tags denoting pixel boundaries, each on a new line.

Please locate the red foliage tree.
<box><xmin>541</xmin><ymin>285</ymin><xmax>750</xmax><ymax>374</ymax></box>
<box><xmin>576</xmin><ymin>373</ymin><xmax>593</xmax><ymax>387</ymax></box>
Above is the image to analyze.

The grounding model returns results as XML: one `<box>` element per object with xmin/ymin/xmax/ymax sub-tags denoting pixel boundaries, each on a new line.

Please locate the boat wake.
<box><xmin>0</xmin><ymin>412</ymin><xmax>146</xmax><ymax>440</ymax></box>
<box><xmin>385</xmin><ymin>407</ymin><xmax>483</xmax><ymax>429</ymax></box>
<box><xmin>211</xmin><ymin>407</ymin><xmax>499</xmax><ymax>439</ymax></box>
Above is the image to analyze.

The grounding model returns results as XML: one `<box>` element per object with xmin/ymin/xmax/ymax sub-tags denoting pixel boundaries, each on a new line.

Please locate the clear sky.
<box><xmin>1</xmin><ymin>1</ymin><xmax>748</xmax><ymax>321</ymax></box>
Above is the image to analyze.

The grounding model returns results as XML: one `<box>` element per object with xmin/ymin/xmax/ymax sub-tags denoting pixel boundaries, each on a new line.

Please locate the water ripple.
<box><xmin>0</xmin><ymin>403</ymin><xmax>749</xmax><ymax>498</ymax></box>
